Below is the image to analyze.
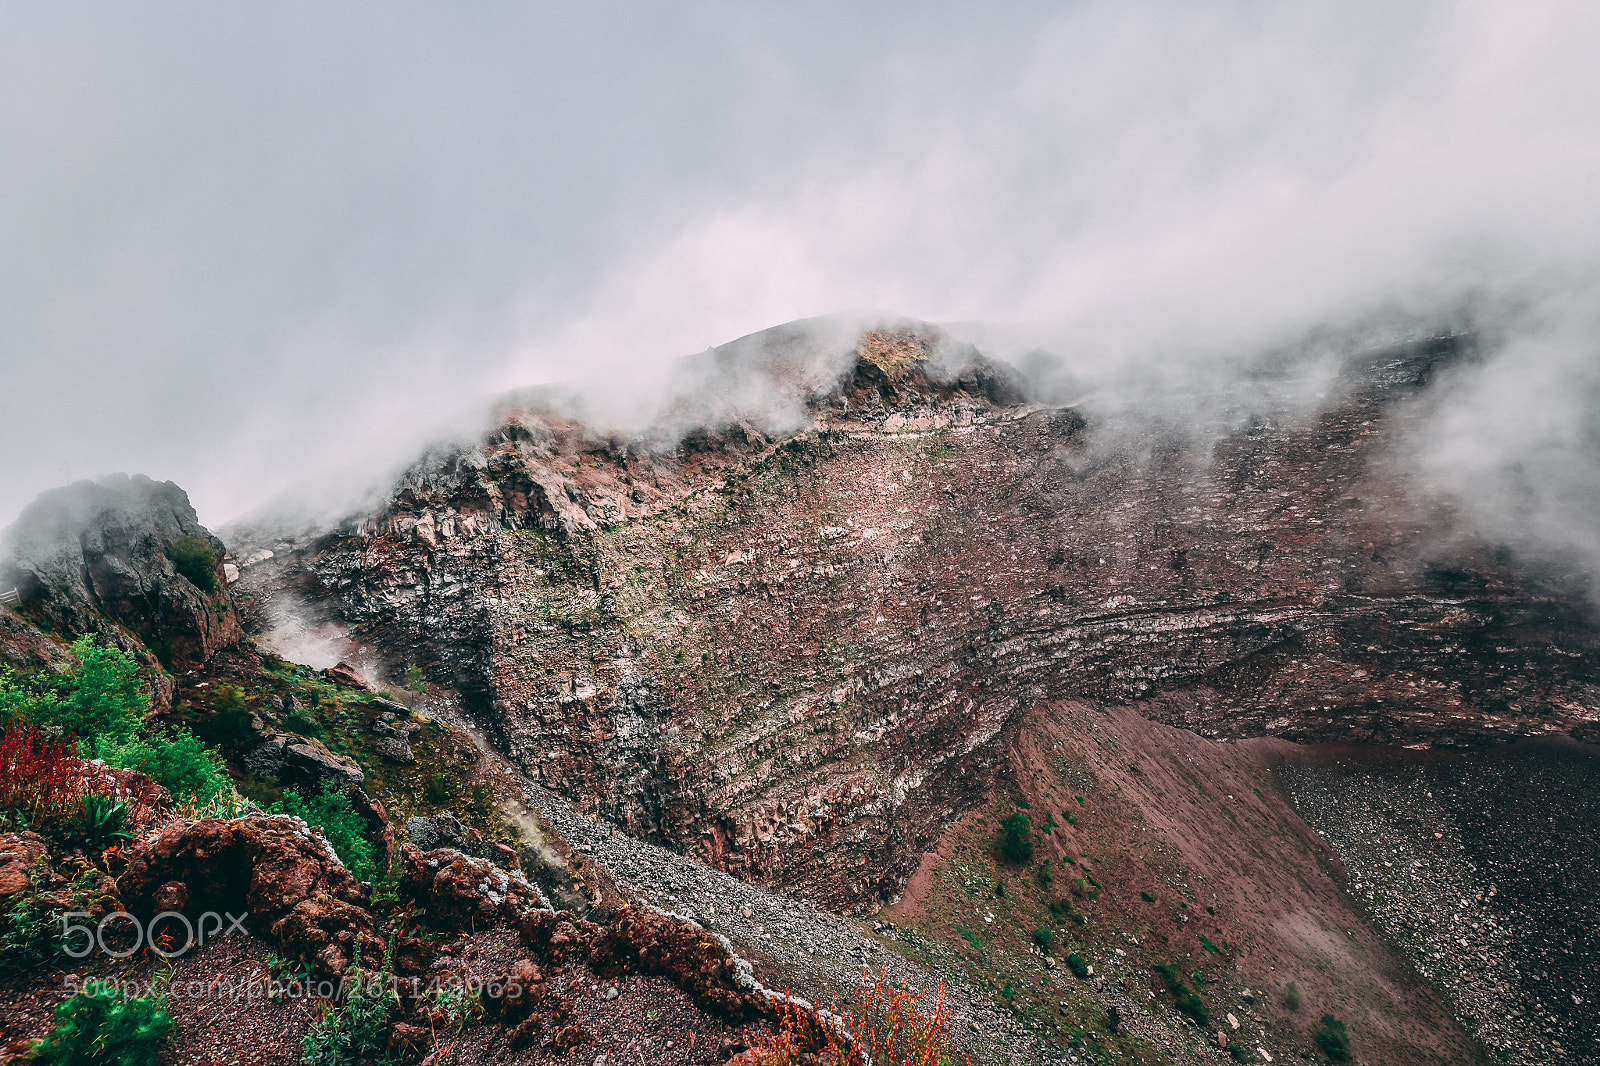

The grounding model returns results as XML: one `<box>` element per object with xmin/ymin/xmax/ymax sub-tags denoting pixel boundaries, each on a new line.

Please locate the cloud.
<box><xmin>3</xmin><ymin>1</ymin><xmax>1599</xmax><ymax>580</ymax></box>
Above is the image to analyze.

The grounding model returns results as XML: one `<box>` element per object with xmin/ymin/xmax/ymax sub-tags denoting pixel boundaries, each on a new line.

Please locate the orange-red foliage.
<box><xmin>744</xmin><ymin>967</ymin><xmax>968</xmax><ymax>1066</ymax></box>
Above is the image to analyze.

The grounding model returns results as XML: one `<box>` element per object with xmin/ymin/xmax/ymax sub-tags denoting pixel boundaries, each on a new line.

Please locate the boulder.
<box><xmin>324</xmin><ymin>662</ymin><xmax>371</xmax><ymax>691</ymax></box>
<box><xmin>374</xmin><ymin>735</ymin><xmax>415</xmax><ymax>764</ymax></box>
<box><xmin>0</xmin><ymin>474</ymin><xmax>245</xmax><ymax>668</ymax></box>
<box><xmin>244</xmin><ymin>733</ymin><xmax>364</xmax><ymax>790</ymax></box>
<box><xmin>118</xmin><ymin>814</ymin><xmax>381</xmax><ymax>974</ymax></box>
<box><xmin>400</xmin><ymin>844</ymin><xmax>545</xmax><ymax>931</ymax></box>
<box><xmin>406</xmin><ymin>812</ymin><xmax>482</xmax><ymax>854</ymax></box>
<box><xmin>516</xmin><ymin>909</ymin><xmax>599</xmax><ymax>965</ymax></box>
<box><xmin>404</xmin><ymin>811</ymin><xmax>517</xmax><ymax>868</ymax></box>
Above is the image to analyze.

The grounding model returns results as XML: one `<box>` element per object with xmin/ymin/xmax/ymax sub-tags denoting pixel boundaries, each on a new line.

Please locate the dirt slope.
<box><xmin>880</xmin><ymin>701</ymin><xmax>1487</xmax><ymax>1066</ymax></box>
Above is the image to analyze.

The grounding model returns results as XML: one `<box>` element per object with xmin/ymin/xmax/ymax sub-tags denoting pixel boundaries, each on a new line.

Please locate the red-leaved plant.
<box><xmin>0</xmin><ymin>714</ymin><xmax>84</xmax><ymax>832</ymax></box>
<box><xmin>0</xmin><ymin>714</ymin><xmax>165</xmax><ymax>839</ymax></box>
<box><xmin>744</xmin><ymin>967</ymin><xmax>968</xmax><ymax>1066</ymax></box>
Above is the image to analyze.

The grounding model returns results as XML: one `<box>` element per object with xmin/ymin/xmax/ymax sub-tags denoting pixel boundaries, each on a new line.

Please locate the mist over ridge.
<box><xmin>1</xmin><ymin>1</ymin><xmax>1597</xmax><ymax>587</ymax></box>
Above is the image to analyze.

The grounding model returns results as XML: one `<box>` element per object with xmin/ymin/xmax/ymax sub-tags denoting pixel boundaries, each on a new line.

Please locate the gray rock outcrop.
<box><xmin>0</xmin><ymin>473</ymin><xmax>245</xmax><ymax>668</ymax></box>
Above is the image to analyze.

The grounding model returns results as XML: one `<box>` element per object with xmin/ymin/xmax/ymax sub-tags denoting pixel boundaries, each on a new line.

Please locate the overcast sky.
<box><xmin>3</xmin><ymin>2</ymin><xmax>1599</xmax><ymax>554</ymax></box>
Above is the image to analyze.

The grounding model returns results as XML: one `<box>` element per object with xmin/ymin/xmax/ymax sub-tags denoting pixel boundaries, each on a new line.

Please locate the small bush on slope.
<box><xmin>276</xmin><ymin>782</ymin><xmax>377</xmax><ymax>882</ymax></box>
<box><xmin>165</xmin><ymin>535</ymin><xmax>218</xmax><ymax>592</ymax></box>
<box><xmin>26</xmin><ymin>980</ymin><xmax>174</xmax><ymax>1066</ymax></box>
<box><xmin>999</xmin><ymin>812</ymin><xmax>1034</xmax><ymax>863</ymax></box>
<box><xmin>302</xmin><ymin>973</ymin><xmax>391</xmax><ymax>1066</ymax></box>
<box><xmin>1313</xmin><ymin>1014</ymin><xmax>1351</xmax><ymax>1062</ymax></box>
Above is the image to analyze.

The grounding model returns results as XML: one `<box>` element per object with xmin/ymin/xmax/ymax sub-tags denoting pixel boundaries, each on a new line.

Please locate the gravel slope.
<box><xmin>1278</xmin><ymin>738</ymin><xmax>1600</xmax><ymax>1065</ymax></box>
<box><xmin>518</xmin><ymin>775</ymin><xmax>1052</xmax><ymax>1066</ymax></box>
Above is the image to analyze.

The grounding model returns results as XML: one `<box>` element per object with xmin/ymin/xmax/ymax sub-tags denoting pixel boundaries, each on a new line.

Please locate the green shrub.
<box><xmin>107</xmin><ymin>731</ymin><xmax>228</xmax><ymax>803</ymax></box>
<box><xmin>1285</xmin><ymin>981</ymin><xmax>1303</xmax><ymax>1010</ymax></box>
<box><xmin>2</xmin><ymin>639</ymin><xmax>234</xmax><ymax>808</ymax></box>
<box><xmin>1152</xmin><ymin>962</ymin><xmax>1208</xmax><ymax>1025</ymax></box>
<box><xmin>1066</xmin><ymin>953</ymin><xmax>1089</xmax><ymax>978</ymax></box>
<box><xmin>999</xmin><ymin>812</ymin><xmax>1034</xmax><ymax>863</ymax></box>
<box><xmin>27</xmin><ymin>979</ymin><xmax>174</xmax><ymax>1066</ymax></box>
<box><xmin>165</xmin><ymin>536</ymin><xmax>218</xmax><ymax>593</ymax></box>
<box><xmin>1313</xmin><ymin>1014</ymin><xmax>1350</xmax><ymax>1061</ymax></box>
<box><xmin>282</xmin><ymin>710</ymin><xmax>325</xmax><ymax>740</ymax></box>
<box><xmin>277</xmin><ymin>783</ymin><xmax>377</xmax><ymax>881</ymax></box>
<box><xmin>421</xmin><ymin>984</ymin><xmax>481</xmax><ymax>1034</ymax></box>
<box><xmin>1032</xmin><ymin>927</ymin><xmax>1053</xmax><ymax>949</ymax></box>
<box><xmin>302</xmin><ymin>978</ymin><xmax>392</xmax><ymax>1066</ymax></box>
<box><xmin>1199</xmin><ymin>934</ymin><xmax>1220</xmax><ymax>954</ymax></box>
<box><xmin>2</xmin><ymin>638</ymin><xmax>146</xmax><ymax>758</ymax></box>
<box><xmin>1037</xmin><ymin>860</ymin><xmax>1054</xmax><ymax>885</ymax></box>
<box><xmin>1174</xmin><ymin>991</ymin><xmax>1207</xmax><ymax>1026</ymax></box>
<box><xmin>1140</xmin><ymin>891</ymin><xmax>1156</xmax><ymax>903</ymax></box>
<box><xmin>265</xmin><ymin>952</ymin><xmax>313</xmax><ymax>1000</ymax></box>
<box><xmin>1046</xmin><ymin>897</ymin><xmax>1087</xmax><ymax>926</ymax></box>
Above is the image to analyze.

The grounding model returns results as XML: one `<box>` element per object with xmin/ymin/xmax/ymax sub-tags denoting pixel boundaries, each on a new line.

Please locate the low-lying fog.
<box><xmin>2</xmin><ymin>2</ymin><xmax>1597</xmax><ymax>585</ymax></box>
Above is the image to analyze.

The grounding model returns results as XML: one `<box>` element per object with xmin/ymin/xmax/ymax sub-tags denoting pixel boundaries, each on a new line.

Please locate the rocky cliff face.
<box><xmin>252</xmin><ymin>324</ymin><xmax>1600</xmax><ymax>908</ymax></box>
<box><xmin>0</xmin><ymin>473</ymin><xmax>246</xmax><ymax>678</ymax></box>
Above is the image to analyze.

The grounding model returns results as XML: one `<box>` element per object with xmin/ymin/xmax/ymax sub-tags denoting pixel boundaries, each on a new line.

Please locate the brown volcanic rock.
<box><xmin>278</xmin><ymin>325</ymin><xmax>1599</xmax><ymax>908</ymax></box>
<box><xmin>399</xmin><ymin>843</ymin><xmax>544</xmax><ymax>930</ymax></box>
<box><xmin>588</xmin><ymin>906</ymin><xmax>774</xmax><ymax>1024</ymax></box>
<box><xmin>0</xmin><ymin>832</ymin><xmax>48</xmax><ymax>900</ymax></box>
<box><xmin>324</xmin><ymin>661</ymin><xmax>371</xmax><ymax>690</ymax></box>
<box><xmin>514</xmin><ymin>908</ymin><xmax>599</xmax><ymax>965</ymax></box>
<box><xmin>119</xmin><ymin>814</ymin><xmax>380</xmax><ymax>974</ymax></box>
<box><xmin>480</xmin><ymin>957</ymin><xmax>579</xmax><ymax>1049</ymax></box>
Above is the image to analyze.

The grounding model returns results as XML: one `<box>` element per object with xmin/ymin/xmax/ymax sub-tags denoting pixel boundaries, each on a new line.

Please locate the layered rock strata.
<box><xmin>264</xmin><ymin>325</ymin><xmax>1600</xmax><ymax>906</ymax></box>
